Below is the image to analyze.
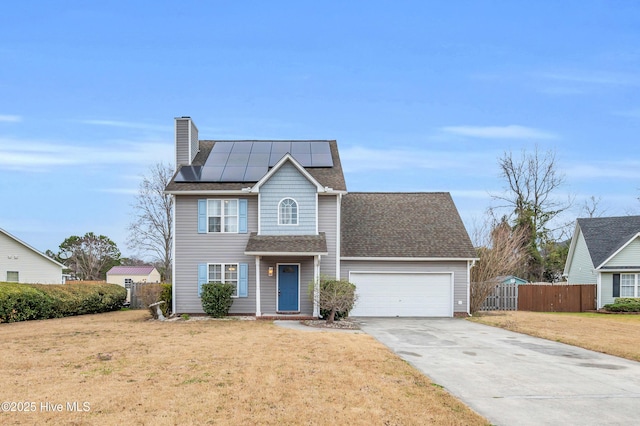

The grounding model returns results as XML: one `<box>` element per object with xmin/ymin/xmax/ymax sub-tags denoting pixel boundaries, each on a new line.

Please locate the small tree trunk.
<box><xmin>327</xmin><ymin>308</ymin><xmax>337</xmax><ymax>324</ymax></box>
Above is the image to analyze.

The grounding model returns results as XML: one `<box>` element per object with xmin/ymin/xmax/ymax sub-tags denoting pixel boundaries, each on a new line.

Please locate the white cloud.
<box><xmin>0</xmin><ymin>137</ymin><xmax>173</xmax><ymax>171</ymax></box>
<box><xmin>340</xmin><ymin>145</ymin><xmax>496</xmax><ymax>174</ymax></box>
<box><xmin>441</xmin><ymin>125</ymin><xmax>557</xmax><ymax>140</ymax></box>
<box><xmin>78</xmin><ymin>119</ymin><xmax>172</xmax><ymax>132</ymax></box>
<box><xmin>565</xmin><ymin>161</ymin><xmax>640</xmax><ymax>180</ymax></box>
<box><xmin>0</xmin><ymin>115</ymin><xmax>22</xmax><ymax>123</ymax></box>
<box><xmin>537</xmin><ymin>71</ymin><xmax>640</xmax><ymax>87</ymax></box>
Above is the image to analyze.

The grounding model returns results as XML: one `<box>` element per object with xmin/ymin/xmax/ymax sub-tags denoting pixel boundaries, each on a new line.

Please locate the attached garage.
<box><xmin>349</xmin><ymin>272</ymin><xmax>453</xmax><ymax>317</ymax></box>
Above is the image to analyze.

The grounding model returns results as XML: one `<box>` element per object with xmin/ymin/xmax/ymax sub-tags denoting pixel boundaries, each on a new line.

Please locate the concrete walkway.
<box><xmin>357</xmin><ymin>318</ymin><xmax>640</xmax><ymax>426</ymax></box>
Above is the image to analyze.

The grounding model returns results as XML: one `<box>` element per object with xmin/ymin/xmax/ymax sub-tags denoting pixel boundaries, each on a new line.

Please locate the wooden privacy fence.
<box><xmin>128</xmin><ymin>282</ymin><xmax>164</xmax><ymax>309</ymax></box>
<box><xmin>481</xmin><ymin>283</ymin><xmax>518</xmax><ymax>311</ymax></box>
<box><xmin>518</xmin><ymin>284</ymin><xmax>596</xmax><ymax>312</ymax></box>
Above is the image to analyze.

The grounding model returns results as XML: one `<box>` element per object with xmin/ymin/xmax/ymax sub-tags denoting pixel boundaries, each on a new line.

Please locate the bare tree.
<box><xmin>493</xmin><ymin>145</ymin><xmax>570</xmax><ymax>240</ymax></box>
<box><xmin>470</xmin><ymin>216</ymin><xmax>529</xmax><ymax>314</ymax></box>
<box><xmin>492</xmin><ymin>145</ymin><xmax>572</xmax><ymax>281</ymax></box>
<box><xmin>128</xmin><ymin>162</ymin><xmax>173</xmax><ymax>281</ymax></box>
<box><xmin>581</xmin><ymin>195</ymin><xmax>606</xmax><ymax>218</ymax></box>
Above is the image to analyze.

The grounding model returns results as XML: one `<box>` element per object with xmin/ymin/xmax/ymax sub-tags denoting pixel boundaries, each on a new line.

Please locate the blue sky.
<box><xmin>2</xmin><ymin>1</ymin><xmax>640</xmax><ymax>257</ymax></box>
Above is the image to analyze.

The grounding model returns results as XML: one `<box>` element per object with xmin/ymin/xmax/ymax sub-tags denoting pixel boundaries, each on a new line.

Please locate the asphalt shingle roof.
<box><xmin>245</xmin><ymin>232</ymin><xmax>328</xmax><ymax>254</ymax></box>
<box><xmin>166</xmin><ymin>140</ymin><xmax>346</xmax><ymax>192</ymax></box>
<box><xmin>577</xmin><ymin>215</ymin><xmax>640</xmax><ymax>268</ymax></box>
<box><xmin>340</xmin><ymin>192</ymin><xmax>477</xmax><ymax>258</ymax></box>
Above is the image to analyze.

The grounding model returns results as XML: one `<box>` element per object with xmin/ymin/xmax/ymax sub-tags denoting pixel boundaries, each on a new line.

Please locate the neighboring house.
<box><xmin>166</xmin><ymin>117</ymin><xmax>477</xmax><ymax>317</ymax></box>
<box><xmin>106</xmin><ymin>265</ymin><xmax>162</xmax><ymax>302</ymax></box>
<box><xmin>0</xmin><ymin>228</ymin><xmax>64</xmax><ymax>284</ymax></box>
<box><xmin>563</xmin><ymin>216</ymin><xmax>640</xmax><ymax>309</ymax></box>
<box><xmin>106</xmin><ymin>266</ymin><xmax>161</xmax><ymax>286</ymax></box>
<box><xmin>497</xmin><ymin>275</ymin><xmax>528</xmax><ymax>285</ymax></box>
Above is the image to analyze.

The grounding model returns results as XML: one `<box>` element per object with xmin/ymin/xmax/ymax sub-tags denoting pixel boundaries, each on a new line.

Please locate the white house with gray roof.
<box><xmin>564</xmin><ymin>216</ymin><xmax>640</xmax><ymax>308</ymax></box>
<box><xmin>166</xmin><ymin>117</ymin><xmax>477</xmax><ymax>317</ymax></box>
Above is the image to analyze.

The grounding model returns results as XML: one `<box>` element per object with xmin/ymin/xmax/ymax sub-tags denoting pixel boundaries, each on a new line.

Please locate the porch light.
<box><xmin>268</xmin><ymin>267</ymin><xmax>274</xmax><ymax>277</ymax></box>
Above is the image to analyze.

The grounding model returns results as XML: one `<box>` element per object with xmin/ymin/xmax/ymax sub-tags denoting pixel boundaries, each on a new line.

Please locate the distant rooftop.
<box><xmin>107</xmin><ymin>266</ymin><xmax>157</xmax><ymax>275</ymax></box>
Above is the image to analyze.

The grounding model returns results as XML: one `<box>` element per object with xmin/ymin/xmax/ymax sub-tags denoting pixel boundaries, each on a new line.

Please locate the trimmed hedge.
<box><xmin>0</xmin><ymin>282</ymin><xmax>127</xmax><ymax>323</ymax></box>
<box><xmin>200</xmin><ymin>282</ymin><xmax>235</xmax><ymax>318</ymax></box>
<box><xmin>603</xmin><ymin>297</ymin><xmax>640</xmax><ymax>313</ymax></box>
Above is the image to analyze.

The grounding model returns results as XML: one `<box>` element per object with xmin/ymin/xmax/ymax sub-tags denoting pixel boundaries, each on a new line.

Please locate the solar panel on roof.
<box><xmin>220</xmin><ymin>166</ymin><xmax>246</xmax><ymax>181</ymax></box>
<box><xmin>200</xmin><ymin>167</ymin><xmax>224</xmax><ymax>181</ymax></box>
<box><xmin>244</xmin><ymin>166</ymin><xmax>269</xmax><ymax>181</ymax></box>
<box><xmin>175</xmin><ymin>141</ymin><xmax>333</xmax><ymax>183</ymax></box>
<box><xmin>226</xmin><ymin>152</ymin><xmax>250</xmax><ymax>166</ymax></box>
<box><xmin>175</xmin><ymin>165</ymin><xmax>202</xmax><ymax>182</ymax></box>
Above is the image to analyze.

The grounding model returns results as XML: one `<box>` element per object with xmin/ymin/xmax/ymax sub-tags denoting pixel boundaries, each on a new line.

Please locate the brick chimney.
<box><xmin>174</xmin><ymin>116</ymin><xmax>199</xmax><ymax>169</ymax></box>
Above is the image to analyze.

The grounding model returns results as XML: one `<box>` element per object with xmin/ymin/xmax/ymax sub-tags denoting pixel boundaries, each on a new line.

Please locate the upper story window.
<box><xmin>208</xmin><ymin>199</ymin><xmax>238</xmax><ymax>233</ymax></box>
<box><xmin>279</xmin><ymin>198</ymin><xmax>298</xmax><ymax>225</ymax></box>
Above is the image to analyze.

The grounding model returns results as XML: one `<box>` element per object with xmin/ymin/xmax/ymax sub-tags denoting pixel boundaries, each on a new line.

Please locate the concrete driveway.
<box><xmin>357</xmin><ymin>318</ymin><xmax>640</xmax><ymax>426</ymax></box>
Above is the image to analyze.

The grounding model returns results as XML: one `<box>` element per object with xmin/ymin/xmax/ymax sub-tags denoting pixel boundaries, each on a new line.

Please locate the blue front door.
<box><xmin>278</xmin><ymin>264</ymin><xmax>299</xmax><ymax>311</ymax></box>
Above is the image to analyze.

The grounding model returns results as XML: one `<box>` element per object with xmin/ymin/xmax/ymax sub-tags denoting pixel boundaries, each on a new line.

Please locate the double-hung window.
<box><xmin>208</xmin><ymin>263</ymin><xmax>239</xmax><ymax>297</ymax></box>
<box><xmin>6</xmin><ymin>271</ymin><xmax>18</xmax><ymax>282</ymax></box>
<box><xmin>621</xmin><ymin>273</ymin><xmax>640</xmax><ymax>297</ymax></box>
<box><xmin>207</xmin><ymin>199</ymin><xmax>238</xmax><ymax>233</ymax></box>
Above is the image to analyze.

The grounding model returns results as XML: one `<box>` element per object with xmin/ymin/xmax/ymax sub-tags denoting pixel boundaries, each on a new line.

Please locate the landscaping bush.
<box><xmin>200</xmin><ymin>282</ymin><xmax>235</xmax><ymax>318</ymax></box>
<box><xmin>160</xmin><ymin>283</ymin><xmax>172</xmax><ymax>316</ymax></box>
<box><xmin>0</xmin><ymin>283</ymin><xmax>55</xmax><ymax>322</ymax></box>
<box><xmin>0</xmin><ymin>282</ymin><xmax>126</xmax><ymax>323</ymax></box>
<box><xmin>603</xmin><ymin>298</ymin><xmax>640</xmax><ymax>312</ymax></box>
<box><xmin>312</xmin><ymin>278</ymin><xmax>357</xmax><ymax>323</ymax></box>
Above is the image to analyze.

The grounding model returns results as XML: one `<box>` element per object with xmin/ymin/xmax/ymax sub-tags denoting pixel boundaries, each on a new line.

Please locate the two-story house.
<box><xmin>166</xmin><ymin>117</ymin><xmax>477</xmax><ymax>318</ymax></box>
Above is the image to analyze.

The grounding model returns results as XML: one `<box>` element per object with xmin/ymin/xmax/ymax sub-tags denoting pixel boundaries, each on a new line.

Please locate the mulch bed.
<box><xmin>300</xmin><ymin>318</ymin><xmax>360</xmax><ymax>330</ymax></box>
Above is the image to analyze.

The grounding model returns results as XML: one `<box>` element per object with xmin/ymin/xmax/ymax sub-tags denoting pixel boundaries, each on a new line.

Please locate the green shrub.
<box><xmin>0</xmin><ymin>283</ymin><xmax>54</xmax><ymax>322</ymax></box>
<box><xmin>0</xmin><ymin>282</ymin><xmax>126</xmax><ymax>323</ymax></box>
<box><xmin>160</xmin><ymin>283</ymin><xmax>172</xmax><ymax>316</ymax></box>
<box><xmin>200</xmin><ymin>282</ymin><xmax>235</xmax><ymax>318</ymax></box>
<box><xmin>310</xmin><ymin>277</ymin><xmax>357</xmax><ymax>323</ymax></box>
<box><xmin>604</xmin><ymin>298</ymin><xmax>640</xmax><ymax>312</ymax></box>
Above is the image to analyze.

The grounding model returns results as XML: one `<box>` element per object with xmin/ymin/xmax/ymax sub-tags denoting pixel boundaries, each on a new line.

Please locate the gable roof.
<box><xmin>0</xmin><ymin>227</ymin><xmax>65</xmax><ymax>268</ymax></box>
<box><xmin>576</xmin><ymin>215</ymin><xmax>640</xmax><ymax>269</ymax></box>
<box><xmin>107</xmin><ymin>266</ymin><xmax>157</xmax><ymax>276</ymax></box>
<box><xmin>340</xmin><ymin>192</ymin><xmax>477</xmax><ymax>259</ymax></box>
<box><xmin>165</xmin><ymin>140</ymin><xmax>346</xmax><ymax>192</ymax></box>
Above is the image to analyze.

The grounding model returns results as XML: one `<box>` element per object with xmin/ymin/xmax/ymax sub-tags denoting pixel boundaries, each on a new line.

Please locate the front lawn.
<box><xmin>1</xmin><ymin>310</ymin><xmax>487</xmax><ymax>425</ymax></box>
<box><xmin>471</xmin><ymin>311</ymin><xmax>640</xmax><ymax>361</ymax></box>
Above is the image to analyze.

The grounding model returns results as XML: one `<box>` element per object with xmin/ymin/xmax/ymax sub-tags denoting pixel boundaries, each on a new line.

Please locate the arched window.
<box><xmin>279</xmin><ymin>198</ymin><xmax>298</xmax><ymax>225</ymax></box>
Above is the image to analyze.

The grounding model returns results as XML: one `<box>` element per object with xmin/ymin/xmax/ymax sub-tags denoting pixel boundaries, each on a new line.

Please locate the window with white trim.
<box><xmin>208</xmin><ymin>199</ymin><xmax>238</xmax><ymax>233</ymax></box>
<box><xmin>209</xmin><ymin>263</ymin><xmax>239</xmax><ymax>297</ymax></box>
<box><xmin>6</xmin><ymin>271</ymin><xmax>18</xmax><ymax>282</ymax></box>
<box><xmin>279</xmin><ymin>198</ymin><xmax>298</xmax><ymax>225</ymax></box>
<box><xmin>621</xmin><ymin>273</ymin><xmax>640</xmax><ymax>297</ymax></box>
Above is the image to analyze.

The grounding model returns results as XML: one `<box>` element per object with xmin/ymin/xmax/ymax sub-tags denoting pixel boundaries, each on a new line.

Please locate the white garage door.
<box><xmin>349</xmin><ymin>272</ymin><xmax>453</xmax><ymax>317</ymax></box>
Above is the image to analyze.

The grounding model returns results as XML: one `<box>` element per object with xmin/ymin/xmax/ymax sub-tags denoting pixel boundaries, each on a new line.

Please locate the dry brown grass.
<box><xmin>1</xmin><ymin>310</ymin><xmax>487</xmax><ymax>425</ymax></box>
<box><xmin>471</xmin><ymin>311</ymin><xmax>640</xmax><ymax>361</ymax></box>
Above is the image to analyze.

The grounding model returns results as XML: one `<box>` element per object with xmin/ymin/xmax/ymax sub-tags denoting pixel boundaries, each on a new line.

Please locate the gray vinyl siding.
<box><xmin>175</xmin><ymin>118</ymin><xmax>190</xmax><ymax>166</ymax></box>
<box><xmin>0</xmin><ymin>233</ymin><xmax>62</xmax><ymax>284</ymax></box>
<box><xmin>318</xmin><ymin>195</ymin><xmax>338</xmax><ymax>279</ymax></box>
<box><xmin>603</xmin><ymin>238</ymin><xmax>640</xmax><ymax>267</ymax></box>
<box><xmin>566</xmin><ymin>231</ymin><xmax>597</xmax><ymax>284</ymax></box>
<box><xmin>258</xmin><ymin>256</ymin><xmax>315</xmax><ymax>315</ymax></box>
<box><xmin>174</xmin><ymin>195</ymin><xmax>258</xmax><ymax>314</ymax></box>
<box><xmin>259</xmin><ymin>162</ymin><xmax>317</xmax><ymax>235</ymax></box>
<box><xmin>340</xmin><ymin>260</ymin><xmax>469</xmax><ymax>313</ymax></box>
<box><xmin>601</xmin><ymin>273</ymin><xmax>615</xmax><ymax>306</ymax></box>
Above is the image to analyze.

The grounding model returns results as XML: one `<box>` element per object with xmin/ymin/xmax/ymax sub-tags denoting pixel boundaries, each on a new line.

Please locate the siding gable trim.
<box><xmin>249</xmin><ymin>154</ymin><xmax>326</xmax><ymax>193</ymax></box>
<box><xmin>596</xmin><ymin>232</ymin><xmax>640</xmax><ymax>270</ymax></box>
<box><xmin>0</xmin><ymin>228</ymin><xmax>65</xmax><ymax>268</ymax></box>
<box><xmin>341</xmin><ymin>256</ymin><xmax>479</xmax><ymax>261</ymax></box>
